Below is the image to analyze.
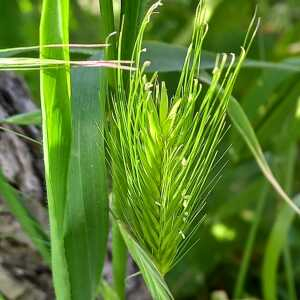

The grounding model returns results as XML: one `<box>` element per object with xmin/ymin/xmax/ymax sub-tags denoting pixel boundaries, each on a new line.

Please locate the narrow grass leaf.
<box><xmin>0</xmin><ymin>111</ymin><xmax>41</xmax><ymax>125</ymax></box>
<box><xmin>262</xmin><ymin>116</ymin><xmax>298</xmax><ymax>300</ymax></box>
<box><xmin>99</xmin><ymin>0</ymin><xmax>116</xmax><ymax>58</ymax></box>
<box><xmin>99</xmin><ymin>0</ymin><xmax>117</xmax><ymax>86</ymax></box>
<box><xmin>40</xmin><ymin>0</ymin><xmax>72</xmax><ymax>299</ymax></box>
<box><xmin>0</xmin><ymin>169</ymin><xmax>50</xmax><ymax>263</ymax></box>
<box><xmin>0</xmin><ymin>44</ymin><xmax>106</xmax><ymax>59</ymax></box>
<box><xmin>283</xmin><ymin>247</ymin><xmax>297</xmax><ymax>300</ymax></box>
<box><xmin>262</xmin><ymin>195</ymin><xmax>300</xmax><ymax>300</ymax></box>
<box><xmin>0</xmin><ymin>57</ymin><xmax>133</xmax><ymax>71</ymax></box>
<box><xmin>120</xmin><ymin>0</ymin><xmax>149</xmax><ymax>60</ymax></box>
<box><xmin>229</xmin><ymin>69</ymin><xmax>298</xmax><ymax>157</ymax></box>
<box><xmin>0</xmin><ymin>126</ymin><xmax>41</xmax><ymax>145</ymax></box>
<box><xmin>118</xmin><ymin>222</ymin><xmax>174</xmax><ymax>300</ymax></box>
<box><xmin>227</xmin><ymin>97</ymin><xmax>300</xmax><ymax>215</ymax></box>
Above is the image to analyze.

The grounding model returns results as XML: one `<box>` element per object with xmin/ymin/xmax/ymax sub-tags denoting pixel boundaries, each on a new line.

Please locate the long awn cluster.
<box><xmin>109</xmin><ymin>0</ymin><xmax>257</xmax><ymax>275</ymax></box>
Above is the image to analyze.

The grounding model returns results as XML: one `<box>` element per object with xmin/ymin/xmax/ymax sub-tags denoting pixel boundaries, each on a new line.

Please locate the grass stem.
<box><xmin>112</xmin><ymin>218</ymin><xmax>127</xmax><ymax>300</ymax></box>
<box><xmin>233</xmin><ymin>182</ymin><xmax>268</xmax><ymax>299</ymax></box>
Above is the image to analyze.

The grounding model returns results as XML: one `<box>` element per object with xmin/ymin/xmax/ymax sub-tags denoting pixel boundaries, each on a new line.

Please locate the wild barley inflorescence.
<box><xmin>109</xmin><ymin>0</ymin><xmax>256</xmax><ymax>276</ymax></box>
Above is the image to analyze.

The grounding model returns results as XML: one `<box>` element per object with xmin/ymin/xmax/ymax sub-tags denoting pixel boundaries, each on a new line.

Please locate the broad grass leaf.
<box><xmin>141</xmin><ymin>41</ymin><xmax>300</xmax><ymax>73</ymax></box>
<box><xmin>63</xmin><ymin>52</ymin><xmax>108</xmax><ymax>300</ymax></box>
<box><xmin>118</xmin><ymin>222</ymin><xmax>174</xmax><ymax>300</ymax></box>
<box><xmin>142</xmin><ymin>41</ymin><xmax>215</xmax><ymax>72</ymax></box>
<box><xmin>0</xmin><ymin>169</ymin><xmax>50</xmax><ymax>263</ymax></box>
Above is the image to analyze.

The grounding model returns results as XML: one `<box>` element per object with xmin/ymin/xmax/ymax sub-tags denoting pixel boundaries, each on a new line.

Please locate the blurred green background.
<box><xmin>1</xmin><ymin>0</ymin><xmax>300</xmax><ymax>299</ymax></box>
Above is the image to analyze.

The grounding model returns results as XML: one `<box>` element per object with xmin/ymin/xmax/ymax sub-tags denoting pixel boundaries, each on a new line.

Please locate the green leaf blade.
<box><xmin>142</xmin><ymin>41</ymin><xmax>300</xmax><ymax>73</ymax></box>
<box><xmin>40</xmin><ymin>0</ymin><xmax>72</xmax><ymax>299</ymax></box>
<box><xmin>262</xmin><ymin>196</ymin><xmax>300</xmax><ymax>300</ymax></box>
<box><xmin>0</xmin><ymin>111</ymin><xmax>41</xmax><ymax>125</ymax></box>
<box><xmin>64</xmin><ymin>53</ymin><xmax>109</xmax><ymax>300</ymax></box>
<box><xmin>0</xmin><ymin>169</ymin><xmax>50</xmax><ymax>264</ymax></box>
<box><xmin>227</xmin><ymin>97</ymin><xmax>300</xmax><ymax>215</ymax></box>
<box><xmin>121</xmin><ymin>0</ymin><xmax>149</xmax><ymax>60</ymax></box>
<box><xmin>118</xmin><ymin>222</ymin><xmax>174</xmax><ymax>300</ymax></box>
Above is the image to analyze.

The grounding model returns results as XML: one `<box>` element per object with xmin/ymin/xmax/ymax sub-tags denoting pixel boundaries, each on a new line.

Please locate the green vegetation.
<box><xmin>0</xmin><ymin>0</ymin><xmax>300</xmax><ymax>299</ymax></box>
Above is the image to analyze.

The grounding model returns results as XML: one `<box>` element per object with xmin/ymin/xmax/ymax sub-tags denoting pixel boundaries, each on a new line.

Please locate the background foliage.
<box><xmin>0</xmin><ymin>0</ymin><xmax>300</xmax><ymax>299</ymax></box>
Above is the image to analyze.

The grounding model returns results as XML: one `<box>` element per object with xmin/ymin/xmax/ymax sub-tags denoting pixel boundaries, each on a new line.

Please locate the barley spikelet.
<box><xmin>109</xmin><ymin>0</ymin><xmax>258</xmax><ymax>275</ymax></box>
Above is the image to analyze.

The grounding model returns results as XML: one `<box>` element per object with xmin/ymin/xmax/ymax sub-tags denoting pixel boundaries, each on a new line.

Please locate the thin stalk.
<box><xmin>233</xmin><ymin>182</ymin><xmax>268</xmax><ymax>298</ymax></box>
<box><xmin>112</xmin><ymin>214</ymin><xmax>127</xmax><ymax>300</ymax></box>
<box><xmin>281</xmin><ymin>144</ymin><xmax>297</xmax><ymax>300</ymax></box>
<box><xmin>111</xmin><ymin>192</ymin><xmax>127</xmax><ymax>300</ymax></box>
<box><xmin>283</xmin><ymin>246</ymin><xmax>297</xmax><ymax>300</ymax></box>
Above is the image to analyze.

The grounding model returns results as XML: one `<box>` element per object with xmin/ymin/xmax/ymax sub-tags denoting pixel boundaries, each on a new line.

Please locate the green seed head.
<box><xmin>109</xmin><ymin>0</ymin><xmax>256</xmax><ymax>275</ymax></box>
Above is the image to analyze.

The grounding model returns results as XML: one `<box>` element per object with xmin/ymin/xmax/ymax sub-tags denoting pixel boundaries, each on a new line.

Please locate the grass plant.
<box><xmin>0</xmin><ymin>0</ymin><xmax>299</xmax><ymax>299</ymax></box>
<box><xmin>109</xmin><ymin>0</ymin><xmax>254</xmax><ymax>276</ymax></box>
